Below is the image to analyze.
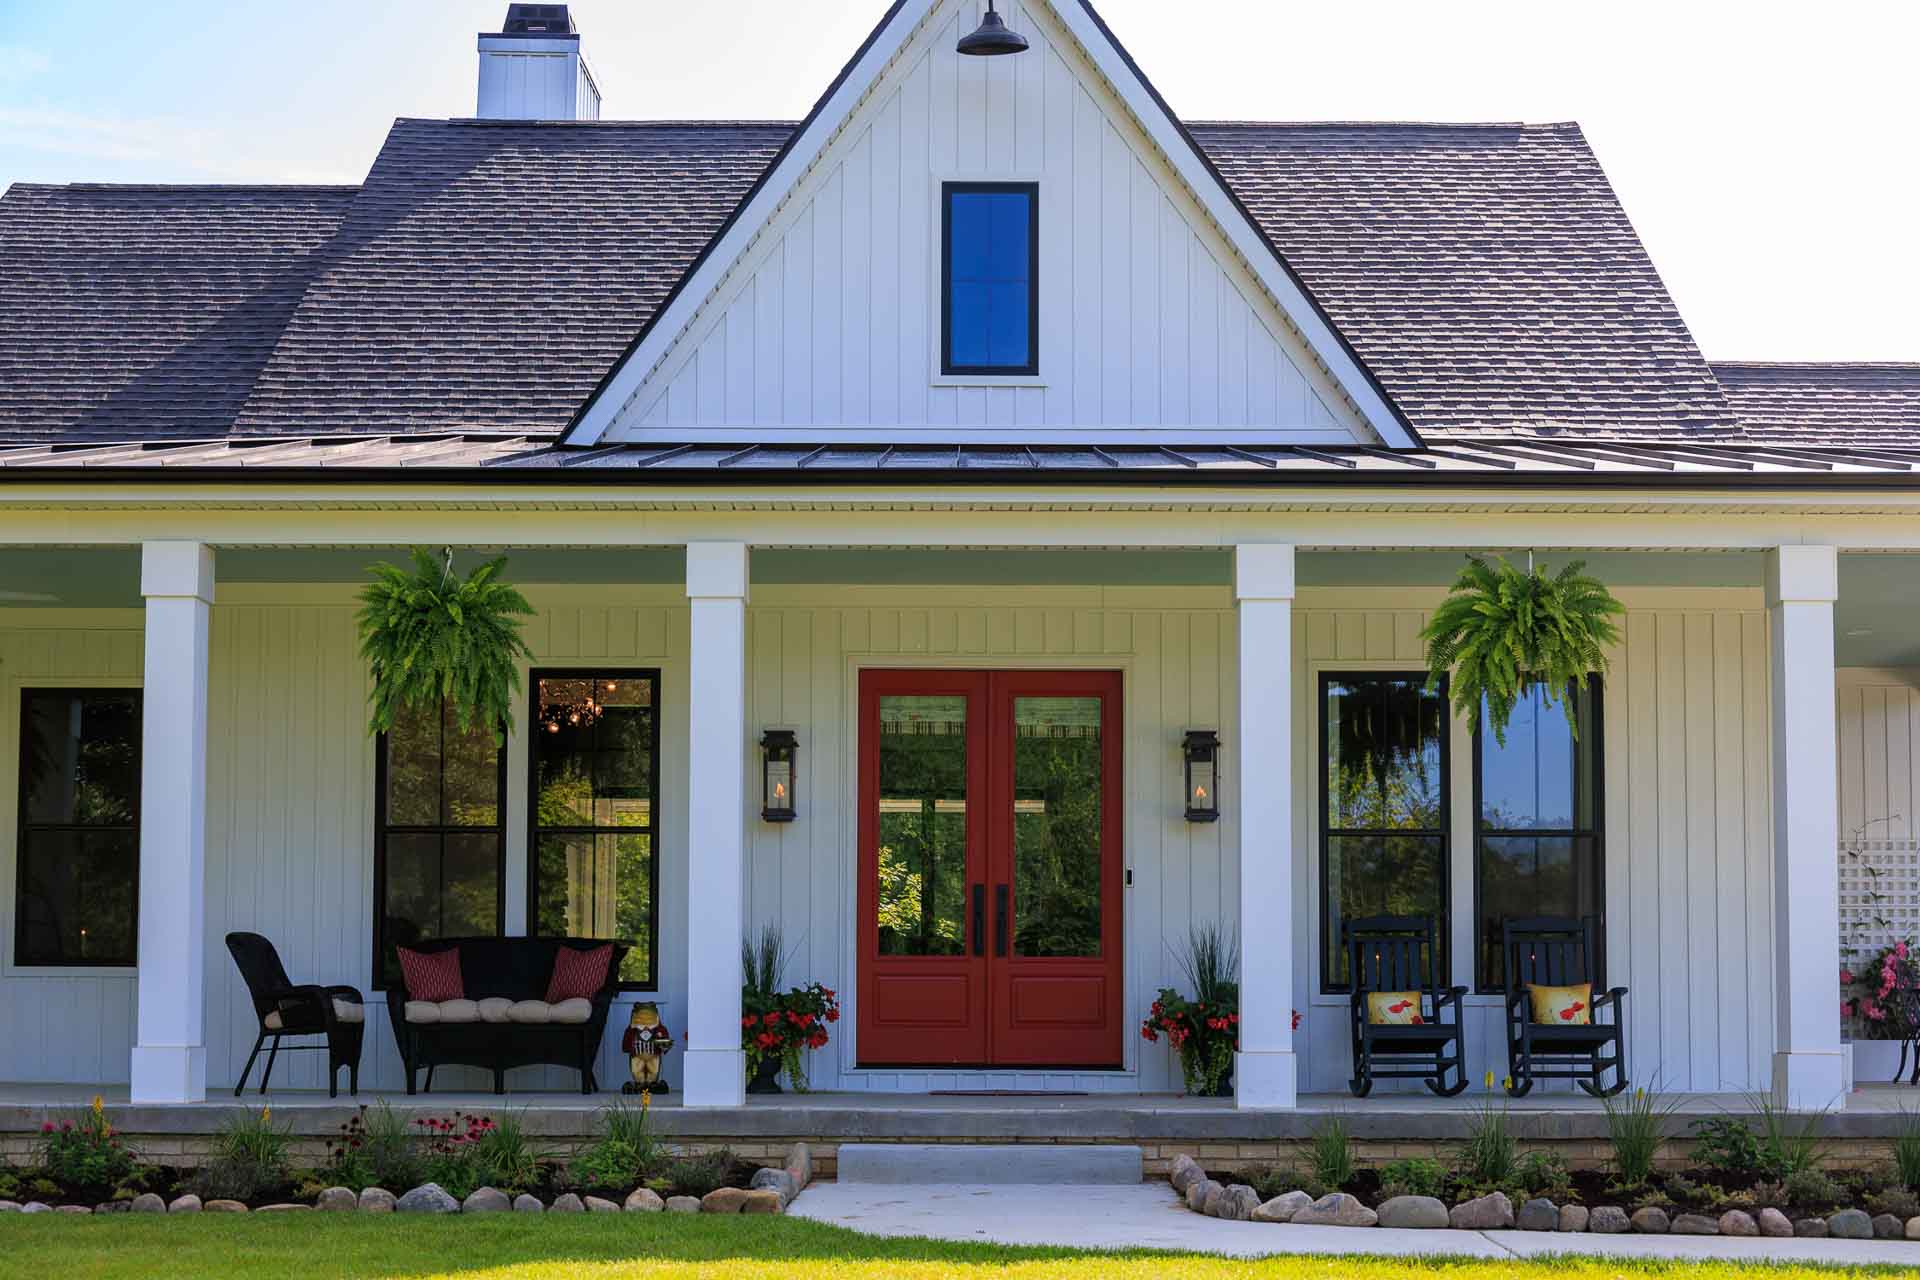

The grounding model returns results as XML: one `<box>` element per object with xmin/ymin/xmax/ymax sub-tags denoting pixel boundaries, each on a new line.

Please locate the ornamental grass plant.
<box><xmin>1600</xmin><ymin>1085</ymin><xmax>1677</xmax><ymax>1190</ymax></box>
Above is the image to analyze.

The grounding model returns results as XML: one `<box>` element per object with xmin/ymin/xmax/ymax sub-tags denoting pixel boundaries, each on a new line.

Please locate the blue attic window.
<box><xmin>942</xmin><ymin>183</ymin><xmax>1037</xmax><ymax>376</ymax></box>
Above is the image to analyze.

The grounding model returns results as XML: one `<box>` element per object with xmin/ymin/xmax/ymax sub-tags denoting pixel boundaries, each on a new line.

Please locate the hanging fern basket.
<box><xmin>356</xmin><ymin>548</ymin><xmax>535</xmax><ymax>744</ymax></box>
<box><xmin>1419</xmin><ymin>554</ymin><xmax>1625</xmax><ymax>745</ymax></box>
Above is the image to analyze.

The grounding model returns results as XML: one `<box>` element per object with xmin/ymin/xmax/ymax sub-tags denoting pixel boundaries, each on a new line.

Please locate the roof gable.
<box><xmin>566</xmin><ymin>0</ymin><xmax>1417</xmax><ymax>448</ymax></box>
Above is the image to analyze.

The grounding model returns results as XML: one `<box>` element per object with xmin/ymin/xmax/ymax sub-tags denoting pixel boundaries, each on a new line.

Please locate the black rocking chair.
<box><xmin>1343</xmin><ymin>914</ymin><xmax>1469</xmax><ymax>1097</ymax></box>
<box><xmin>226</xmin><ymin>932</ymin><xmax>365</xmax><ymax>1097</ymax></box>
<box><xmin>1501</xmin><ymin>916</ymin><xmax>1627</xmax><ymax>1097</ymax></box>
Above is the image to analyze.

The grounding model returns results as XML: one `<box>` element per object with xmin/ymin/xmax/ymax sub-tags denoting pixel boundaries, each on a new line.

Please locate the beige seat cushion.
<box><xmin>265</xmin><ymin>999</ymin><xmax>363</xmax><ymax>1030</ymax></box>
<box><xmin>477</xmin><ymin>997</ymin><xmax>515</xmax><ymax>1024</ymax></box>
<box><xmin>507</xmin><ymin>999</ymin><xmax>553</xmax><ymax>1024</ymax></box>
<box><xmin>405</xmin><ymin>999</ymin><xmax>481</xmax><ymax>1025</ymax></box>
<box><xmin>550</xmin><ymin>997</ymin><xmax>592</xmax><ymax>1025</ymax></box>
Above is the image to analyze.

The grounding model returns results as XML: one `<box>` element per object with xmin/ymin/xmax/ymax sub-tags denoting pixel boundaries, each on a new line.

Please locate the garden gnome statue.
<box><xmin>622</xmin><ymin>1001</ymin><xmax>674</xmax><ymax>1094</ymax></box>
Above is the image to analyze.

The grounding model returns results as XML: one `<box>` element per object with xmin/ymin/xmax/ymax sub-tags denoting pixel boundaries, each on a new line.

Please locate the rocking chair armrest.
<box><xmin>1594</xmin><ymin>987</ymin><xmax>1629</xmax><ymax>1019</ymax></box>
<box><xmin>1435</xmin><ymin>985</ymin><xmax>1469</xmax><ymax>1010</ymax></box>
<box><xmin>1504</xmin><ymin>989</ymin><xmax>1530</xmax><ymax>1021</ymax></box>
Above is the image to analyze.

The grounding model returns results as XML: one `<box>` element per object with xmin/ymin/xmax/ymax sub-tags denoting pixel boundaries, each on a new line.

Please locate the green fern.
<box><xmin>1419</xmin><ymin>555</ymin><xmax>1623</xmax><ymax>745</ymax></box>
<box><xmin>356</xmin><ymin>548</ymin><xmax>534</xmax><ymax>743</ymax></box>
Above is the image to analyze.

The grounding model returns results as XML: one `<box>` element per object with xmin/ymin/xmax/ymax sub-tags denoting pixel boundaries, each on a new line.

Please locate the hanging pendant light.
<box><xmin>957</xmin><ymin>0</ymin><xmax>1030</xmax><ymax>56</ymax></box>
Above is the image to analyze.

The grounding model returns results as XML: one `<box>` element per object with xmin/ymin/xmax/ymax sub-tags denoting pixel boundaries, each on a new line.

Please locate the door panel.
<box><xmin>858</xmin><ymin>669</ymin><xmax>1124</xmax><ymax>1070</ymax></box>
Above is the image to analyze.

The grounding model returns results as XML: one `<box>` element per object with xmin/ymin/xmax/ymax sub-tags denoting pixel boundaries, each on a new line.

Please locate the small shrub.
<box><xmin>470</xmin><ymin>1110</ymin><xmax>541</xmax><ymax>1195</ymax></box>
<box><xmin>1894</xmin><ymin>1110</ymin><xmax>1920</xmax><ymax>1190</ymax></box>
<box><xmin>1514</xmin><ymin>1150</ymin><xmax>1572</xmax><ymax>1202</ymax></box>
<box><xmin>569</xmin><ymin>1096</ymin><xmax>665</xmax><ymax>1192</ymax></box>
<box><xmin>35</xmin><ymin>1097</ymin><xmax>141</xmax><ymax>1195</ymax></box>
<box><xmin>1867</xmin><ymin>1185</ymin><xmax>1920</xmax><ymax>1220</ymax></box>
<box><xmin>1377</xmin><ymin>1156</ymin><xmax>1447</xmax><ymax>1201</ymax></box>
<box><xmin>1302</xmin><ymin>1116</ymin><xmax>1355</xmax><ymax>1192</ymax></box>
<box><xmin>0</xmin><ymin>1169</ymin><xmax>17</xmax><ymax>1200</ymax></box>
<box><xmin>1660</xmin><ymin>1171</ymin><xmax>1727</xmax><ymax>1211</ymax></box>
<box><xmin>659</xmin><ymin>1149</ymin><xmax>734</xmax><ymax>1199</ymax></box>
<box><xmin>358</xmin><ymin>1101</ymin><xmax>424</xmax><ymax>1191</ymax></box>
<box><xmin>1781</xmin><ymin>1167</ymin><xmax>1844</xmax><ymax>1211</ymax></box>
<box><xmin>1750</xmin><ymin>1091</ymin><xmax>1827</xmax><ymax>1179</ymax></box>
<box><xmin>1688</xmin><ymin>1116</ymin><xmax>1760</xmax><ymax>1174</ymax></box>
<box><xmin>1456</xmin><ymin>1076</ymin><xmax>1516</xmax><ymax>1187</ymax></box>
<box><xmin>1600</xmin><ymin>1086</ymin><xmax>1675</xmax><ymax>1189</ymax></box>
<box><xmin>187</xmin><ymin>1106</ymin><xmax>292</xmax><ymax>1204</ymax></box>
<box><xmin>1241</xmin><ymin>1163</ymin><xmax>1295</xmax><ymax>1203</ymax></box>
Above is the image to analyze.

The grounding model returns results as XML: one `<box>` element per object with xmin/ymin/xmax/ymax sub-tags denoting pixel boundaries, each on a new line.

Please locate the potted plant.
<box><xmin>740</xmin><ymin>927</ymin><xmax>839</xmax><ymax>1094</ymax></box>
<box><xmin>356</xmin><ymin>547</ymin><xmax>534</xmax><ymax>743</ymax></box>
<box><xmin>1141</xmin><ymin>926</ymin><xmax>1301</xmax><ymax>1097</ymax></box>
<box><xmin>1419</xmin><ymin>554</ymin><xmax>1624</xmax><ymax>744</ymax></box>
<box><xmin>1843</xmin><ymin>940</ymin><xmax>1920</xmax><ymax>1084</ymax></box>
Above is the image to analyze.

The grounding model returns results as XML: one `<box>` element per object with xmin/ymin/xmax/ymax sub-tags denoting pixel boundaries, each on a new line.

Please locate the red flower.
<box><xmin>825</xmin><ymin>1008</ymin><xmax>840</xmax><ymax>1022</ymax></box>
<box><xmin>755</xmin><ymin>1031</ymin><xmax>780</xmax><ymax>1050</ymax></box>
<box><xmin>1141</xmin><ymin>1025</ymin><xmax>1157</xmax><ymax>1042</ymax></box>
<box><xmin>40</xmin><ymin>1122</ymin><xmax>53</xmax><ymax>1134</ymax></box>
<box><xmin>762</xmin><ymin>1011</ymin><xmax>781</xmax><ymax>1026</ymax></box>
<box><xmin>741</xmin><ymin>1015</ymin><xmax>755</xmax><ymax>1028</ymax></box>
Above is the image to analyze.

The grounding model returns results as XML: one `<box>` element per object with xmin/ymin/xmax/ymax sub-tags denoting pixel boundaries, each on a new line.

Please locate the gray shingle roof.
<box><xmin>1712</xmin><ymin>362</ymin><xmax>1920</xmax><ymax>446</ymax></box>
<box><xmin>0</xmin><ymin>184</ymin><xmax>355</xmax><ymax>442</ymax></box>
<box><xmin>1191</xmin><ymin>122</ymin><xmax>1737</xmax><ymax>440</ymax></box>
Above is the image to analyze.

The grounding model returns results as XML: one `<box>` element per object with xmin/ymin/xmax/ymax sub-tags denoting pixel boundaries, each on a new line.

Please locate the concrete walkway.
<box><xmin>791</xmin><ymin>1182</ymin><xmax>1920</xmax><ymax>1265</ymax></box>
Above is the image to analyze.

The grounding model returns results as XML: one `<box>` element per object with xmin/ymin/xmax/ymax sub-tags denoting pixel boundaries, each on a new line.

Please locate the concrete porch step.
<box><xmin>835</xmin><ymin>1143</ymin><xmax>1142</xmax><ymax>1185</ymax></box>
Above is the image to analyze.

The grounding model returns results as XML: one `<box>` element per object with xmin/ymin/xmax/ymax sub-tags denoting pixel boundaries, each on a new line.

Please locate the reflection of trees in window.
<box><xmin>531</xmin><ymin>673</ymin><xmax>658</xmax><ymax>987</ymax></box>
<box><xmin>1320</xmin><ymin>675</ymin><xmax>1448</xmax><ymax>990</ymax></box>
<box><xmin>875</xmin><ymin>701</ymin><xmax>968</xmax><ymax>957</ymax></box>
<box><xmin>1475</xmin><ymin>678</ymin><xmax>1602</xmax><ymax>990</ymax></box>
<box><xmin>1012</xmin><ymin>700</ymin><xmax>1102</xmax><ymax>958</ymax></box>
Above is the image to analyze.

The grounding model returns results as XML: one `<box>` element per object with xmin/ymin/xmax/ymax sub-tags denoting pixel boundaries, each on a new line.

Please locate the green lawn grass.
<box><xmin>0</xmin><ymin>1215</ymin><xmax>1909</xmax><ymax>1280</ymax></box>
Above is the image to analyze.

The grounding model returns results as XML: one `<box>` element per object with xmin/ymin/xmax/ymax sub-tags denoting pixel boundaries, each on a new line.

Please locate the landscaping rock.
<box><xmin>624</xmin><ymin>1188</ymin><xmax>665</xmax><ymax>1213</ymax></box>
<box><xmin>550</xmin><ymin>1194</ymin><xmax>585</xmax><ymax>1213</ymax></box>
<box><xmin>1793</xmin><ymin>1217</ymin><xmax>1828</xmax><ymax>1238</ymax></box>
<box><xmin>55</xmin><ymin>1205</ymin><xmax>92</xmax><ymax>1215</ymax></box>
<box><xmin>1214</xmin><ymin>1186</ymin><xmax>1260</xmax><ymax>1221</ymax></box>
<box><xmin>1185</xmin><ymin>1178</ymin><xmax>1220</xmax><ymax>1213</ymax></box>
<box><xmin>1630</xmin><ymin>1207</ymin><xmax>1670</xmax><ymax>1234</ymax></box>
<box><xmin>1200</xmin><ymin>1183</ymin><xmax>1233</xmax><ymax>1217</ymax></box>
<box><xmin>1588</xmin><ymin>1206</ymin><xmax>1630</xmax><ymax>1234</ymax></box>
<box><xmin>584</xmin><ymin>1196</ymin><xmax>622</xmax><ymax>1213</ymax></box>
<box><xmin>1252</xmin><ymin>1190</ymin><xmax>1313</xmax><ymax>1223</ymax></box>
<box><xmin>701</xmin><ymin>1187</ymin><xmax>751</xmax><ymax>1214</ymax></box>
<box><xmin>203</xmin><ymin>1200</ymin><xmax>248</xmax><ymax>1213</ymax></box>
<box><xmin>1671</xmin><ymin>1213</ymin><xmax>1718</xmax><ymax>1235</ymax></box>
<box><xmin>1758</xmin><ymin>1207</ymin><xmax>1793</xmax><ymax>1238</ymax></box>
<box><xmin>20</xmin><ymin>1203</ymin><xmax>51</xmax><ymax>1214</ymax></box>
<box><xmin>0</xmin><ymin>1202</ymin><xmax>19</xmax><ymax>1213</ymax></box>
<box><xmin>1516</xmin><ymin>1198</ymin><xmax>1558</xmax><ymax>1232</ymax></box>
<box><xmin>665</xmin><ymin>1196</ymin><xmax>701</xmax><ymax>1214</ymax></box>
<box><xmin>1828</xmin><ymin>1209</ymin><xmax>1872</xmax><ymax>1240</ymax></box>
<box><xmin>463</xmin><ymin>1187</ymin><xmax>512</xmax><ymax>1214</ymax></box>
<box><xmin>1292</xmin><ymin>1192</ymin><xmax>1377</xmax><ymax>1228</ymax></box>
<box><xmin>750</xmin><ymin>1167</ymin><xmax>797</xmax><ymax>1206</ymax></box>
<box><xmin>129</xmin><ymin>1193</ymin><xmax>166</xmax><ymax>1214</ymax></box>
<box><xmin>514</xmin><ymin>1194</ymin><xmax>545</xmax><ymax>1213</ymax></box>
<box><xmin>396</xmin><ymin>1184</ymin><xmax>461</xmax><ymax>1215</ymax></box>
<box><xmin>358</xmin><ymin>1188</ymin><xmax>396</xmax><ymax>1214</ymax></box>
<box><xmin>314</xmin><ymin>1187</ymin><xmax>357</xmax><ymax>1212</ymax></box>
<box><xmin>95</xmin><ymin>1200</ymin><xmax>129</xmax><ymax>1214</ymax></box>
<box><xmin>1449</xmin><ymin>1192</ymin><xmax>1515</xmax><ymax>1231</ymax></box>
<box><xmin>1907</xmin><ymin>1215</ymin><xmax>1920</xmax><ymax>1241</ymax></box>
<box><xmin>256</xmin><ymin>1204</ymin><xmax>311</xmax><ymax>1213</ymax></box>
<box><xmin>1719</xmin><ymin>1210</ymin><xmax>1758</xmax><ymax>1237</ymax></box>
<box><xmin>741</xmin><ymin>1190</ymin><xmax>783</xmax><ymax>1215</ymax></box>
<box><xmin>168</xmin><ymin>1195</ymin><xmax>202</xmax><ymax>1214</ymax></box>
<box><xmin>1376</xmin><ymin>1195</ymin><xmax>1448</xmax><ymax>1230</ymax></box>
<box><xmin>1557</xmin><ymin>1204</ymin><xmax>1589</xmax><ymax>1233</ymax></box>
<box><xmin>1168</xmin><ymin>1154</ymin><xmax>1203</xmax><ymax>1194</ymax></box>
<box><xmin>785</xmin><ymin>1142</ymin><xmax>813</xmax><ymax>1193</ymax></box>
<box><xmin>1872</xmin><ymin>1213</ymin><xmax>1902</xmax><ymax>1240</ymax></box>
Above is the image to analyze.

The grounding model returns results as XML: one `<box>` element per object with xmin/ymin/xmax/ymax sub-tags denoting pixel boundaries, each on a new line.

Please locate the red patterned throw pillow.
<box><xmin>397</xmin><ymin>946</ymin><xmax>464</xmax><ymax>1002</ymax></box>
<box><xmin>546</xmin><ymin>944</ymin><xmax>613</xmax><ymax>1003</ymax></box>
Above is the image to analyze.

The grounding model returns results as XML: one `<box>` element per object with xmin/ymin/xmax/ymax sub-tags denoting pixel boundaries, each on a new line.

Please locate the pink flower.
<box><xmin>1898</xmin><ymin>941</ymin><xmax>1910</xmax><ymax>960</ymax></box>
<box><xmin>40</xmin><ymin>1122</ymin><xmax>53</xmax><ymax>1134</ymax></box>
<box><xmin>1841</xmin><ymin>969</ymin><xmax>1856</xmax><ymax>985</ymax></box>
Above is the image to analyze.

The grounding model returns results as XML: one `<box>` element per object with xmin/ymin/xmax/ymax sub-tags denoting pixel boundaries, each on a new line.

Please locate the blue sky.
<box><xmin>1</xmin><ymin>0</ymin><xmax>1915</xmax><ymax>361</ymax></box>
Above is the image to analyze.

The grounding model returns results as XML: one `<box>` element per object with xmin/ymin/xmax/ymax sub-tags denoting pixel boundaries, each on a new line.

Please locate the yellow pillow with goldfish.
<box><xmin>1529</xmin><ymin>983</ymin><xmax>1592</xmax><ymax>1026</ymax></box>
<box><xmin>1365</xmin><ymin>991</ymin><xmax>1425</xmax><ymax>1026</ymax></box>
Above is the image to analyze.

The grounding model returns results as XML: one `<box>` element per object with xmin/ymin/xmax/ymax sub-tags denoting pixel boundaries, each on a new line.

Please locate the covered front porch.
<box><xmin>0</xmin><ymin>511</ymin><xmax>1908</xmax><ymax>1115</ymax></box>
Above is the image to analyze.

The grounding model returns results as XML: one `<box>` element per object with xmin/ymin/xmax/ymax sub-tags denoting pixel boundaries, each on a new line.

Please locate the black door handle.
<box><xmin>994</xmin><ymin>884</ymin><xmax>1009</xmax><ymax>957</ymax></box>
<box><xmin>971</xmin><ymin>884</ymin><xmax>985</xmax><ymax>957</ymax></box>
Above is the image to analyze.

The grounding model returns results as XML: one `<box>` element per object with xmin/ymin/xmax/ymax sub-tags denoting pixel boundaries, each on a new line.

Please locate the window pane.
<box><xmin>1479</xmin><ymin>835</ymin><xmax>1601</xmax><ymax>988</ymax></box>
<box><xmin>1325</xmin><ymin>677</ymin><xmax>1444</xmax><ymax>830</ymax></box>
<box><xmin>876</xmin><ymin>695</ymin><xmax>968</xmax><ymax>957</ymax></box>
<box><xmin>1012</xmin><ymin>696</ymin><xmax>1102</xmax><ymax>958</ymax></box>
<box><xmin>946</xmin><ymin>186</ymin><xmax>1033</xmax><ymax>371</ymax></box>
<box><xmin>1479</xmin><ymin>683</ymin><xmax>1594</xmax><ymax>830</ymax></box>
<box><xmin>1324</xmin><ymin>834</ymin><xmax>1446</xmax><ymax>986</ymax></box>
<box><xmin>22</xmin><ymin>692</ymin><xmax>139</xmax><ymax>826</ymax></box>
<box><xmin>440</xmin><ymin>704</ymin><xmax>500</xmax><ymax>827</ymax></box>
<box><xmin>383</xmin><ymin>701</ymin><xmax>440</xmax><ymax>827</ymax></box>
<box><xmin>15</xmin><ymin>829</ymin><xmax>138</xmax><ymax>965</ymax></box>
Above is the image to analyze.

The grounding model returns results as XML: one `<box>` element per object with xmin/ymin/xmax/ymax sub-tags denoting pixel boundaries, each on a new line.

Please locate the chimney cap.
<box><xmin>501</xmin><ymin>4</ymin><xmax>576</xmax><ymax>36</ymax></box>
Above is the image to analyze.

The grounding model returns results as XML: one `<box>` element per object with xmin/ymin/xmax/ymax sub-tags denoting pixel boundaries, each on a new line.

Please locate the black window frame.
<box><xmin>1471</xmin><ymin>675</ymin><xmax>1606</xmax><ymax>994</ymax></box>
<box><xmin>371</xmin><ymin>701</ymin><xmax>508</xmax><ymax>992</ymax></box>
<box><xmin>526</xmin><ymin>667</ymin><xmax>662</xmax><ymax>992</ymax></box>
<box><xmin>941</xmin><ymin>181</ymin><xmax>1040</xmax><ymax>377</ymax></box>
<box><xmin>13</xmin><ymin>686</ymin><xmax>143</xmax><ymax>969</ymax></box>
<box><xmin>1317</xmin><ymin>670</ymin><xmax>1451</xmax><ymax>994</ymax></box>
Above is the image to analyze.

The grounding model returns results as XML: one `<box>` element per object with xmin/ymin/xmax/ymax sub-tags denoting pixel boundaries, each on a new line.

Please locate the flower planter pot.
<box><xmin>1849</xmin><ymin>1038</ymin><xmax>1918</xmax><ymax>1086</ymax></box>
<box><xmin>746</xmin><ymin>1056</ymin><xmax>784</xmax><ymax>1094</ymax></box>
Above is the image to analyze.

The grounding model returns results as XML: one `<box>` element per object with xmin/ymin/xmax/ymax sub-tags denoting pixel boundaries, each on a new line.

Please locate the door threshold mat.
<box><xmin>927</xmin><ymin>1090</ymin><xmax>1091</xmax><ymax>1097</ymax></box>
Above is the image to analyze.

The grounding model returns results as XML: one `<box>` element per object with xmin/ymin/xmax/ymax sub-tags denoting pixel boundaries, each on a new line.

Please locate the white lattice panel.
<box><xmin>1841</xmin><ymin>840</ymin><xmax>1920</xmax><ymax>960</ymax></box>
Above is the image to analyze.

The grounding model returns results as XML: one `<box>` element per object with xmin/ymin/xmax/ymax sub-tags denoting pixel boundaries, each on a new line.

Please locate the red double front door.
<box><xmin>856</xmin><ymin>669</ymin><xmax>1123</xmax><ymax>1068</ymax></box>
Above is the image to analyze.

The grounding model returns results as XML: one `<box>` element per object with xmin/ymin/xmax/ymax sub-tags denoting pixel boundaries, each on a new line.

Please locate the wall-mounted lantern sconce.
<box><xmin>957</xmin><ymin>0</ymin><xmax>1030</xmax><ymax>56</ymax></box>
<box><xmin>761</xmin><ymin>729</ymin><xmax>798</xmax><ymax>823</ymax></box>
<box><xmin>1183</xmin><ymin>730</ymin><xmax>1220</xmax><ymax>823</ymax></box>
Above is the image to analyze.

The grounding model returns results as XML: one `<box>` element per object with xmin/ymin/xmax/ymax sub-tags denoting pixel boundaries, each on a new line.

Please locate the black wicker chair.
<box><xmin>225</xmin><ymin>932</ymin><xmax>364</xmax><ymax>1097</ymax></box>
<box><xmin>1501</xmin><ymin>916</ymin><xmax>1627</xmax><ymax>1097</ymax></box>
<box><xmin>1343</xmin><ymin>914</ymin><xmax>1468</xmax><ymax>1097</ymax></box>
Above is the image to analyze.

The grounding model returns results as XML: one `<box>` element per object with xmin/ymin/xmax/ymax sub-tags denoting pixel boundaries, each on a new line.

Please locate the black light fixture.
<box><xmin>957</xmin><ymin>0</ymin><xmax>1030</xmax><ymax>56</ymax></box>
<box><xmin>761</xmin><ymin>729</ymin><xmax>798</xmax><ymax>823</ymax></box>
<box><xmin>1183</xmin><ymin>730</ymin><xmax>1220</xmax><ymax>823</ymax></box>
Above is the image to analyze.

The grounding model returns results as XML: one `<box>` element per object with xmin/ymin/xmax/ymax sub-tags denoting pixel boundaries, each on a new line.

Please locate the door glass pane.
<box><xmin>876</xmin><ymin>695</ymin><xmax>968</xmax><ymax>957</ymax></box>
<box><xmin>1012</xmin><ymin>696</ymin><xmax>1103</xmax><ymax>958</ymax></box>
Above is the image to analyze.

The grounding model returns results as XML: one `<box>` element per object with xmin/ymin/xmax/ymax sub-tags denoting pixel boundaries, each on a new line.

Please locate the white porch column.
<box><xmin>1235</xmin><ymin>544</ymin><xmax>1297</xmax><ymax>1109</ymax></box>
<box><xmin>129</xmin><ymin>542</ymin><xmax>214</xmax><ymax>1104</ymax></box>
<box><xmin>1768</xmin><ymin>545</ymin><xmax>1845</xmax><ymax>1111</ymax></box>
<box><xmin>683</xmin><ymin>542</ymin><xmax>750</xmax><ymax>1107</ymax></box>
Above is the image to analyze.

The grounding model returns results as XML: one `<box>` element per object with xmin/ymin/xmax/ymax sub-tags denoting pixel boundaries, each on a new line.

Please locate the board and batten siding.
<box><xmin>608</xmin><ymin>0</ymin><xmax>1359</xmax><ymax>443</ymax></box>
<box><xmin>0</xmin><ymin>586</ymin><xmax>1780</xmax><ymax>1096</ymax></box>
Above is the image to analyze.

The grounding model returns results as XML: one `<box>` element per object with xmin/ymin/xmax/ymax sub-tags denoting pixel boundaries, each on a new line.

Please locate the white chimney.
<box><xmin>476</xmin><ymin>4</ymin><xmax>602</xmax><ymax>120</ymax></box>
